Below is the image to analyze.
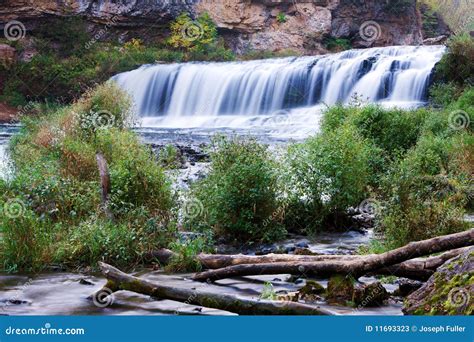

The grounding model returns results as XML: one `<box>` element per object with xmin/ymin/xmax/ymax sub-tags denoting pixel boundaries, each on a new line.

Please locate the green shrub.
<box><xmin>379</xmin><ymin>133</ymin><xmax>471</xmax><ymax>248</ymax></box>
<box><xmin>1</xmin><ymin>84</ymin><xmax>176</xmax><ymax>271</ymax></box>
<box><xmin>323</xmin><ymin>37</ymin><xmax>351</xmax><ymax>52</ymax></box>
<box><xmin>349</xmin><ymin>105</ymin><xmax>427</xmax><ymax>156</ymax></box>
<box><xmin>187</xmin><ymin>136</ymin><xmax>285</xmax><ymax>243</ymax></box>
<box><xmin>429</xmin><ymin>82</ymin><xmax>464</xmax><ymax>107</ymax></box>
<box><xmin>286</xmin><ymin>124</ymin><xmax>375</xmax><ymax>231</ymax></box>
<box><xmin>165</xmin><ymin>237</ymin><xmax>212</xmax><ymax>273</ymax></box>
<box><xmin>276</xmin><ymin>13</ymin><xmax>287</xmax><ymax>24</ymax></box>
<box><xmin>434</xmin><ymin>34</ymin><xmax>474</xmax><ymax>86</ymax></box>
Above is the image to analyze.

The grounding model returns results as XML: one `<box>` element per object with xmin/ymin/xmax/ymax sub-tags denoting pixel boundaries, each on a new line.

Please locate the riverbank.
<box><xmin>0</xmin><ymin>103</ymin><xmax>17</xmax><ymax>124</ymax></box>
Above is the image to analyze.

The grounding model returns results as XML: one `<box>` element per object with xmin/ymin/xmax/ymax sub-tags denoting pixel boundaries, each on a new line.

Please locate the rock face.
<box><xmin>0</xmin><ymin>44</ymin><xmax>16</xmax><ymax>65</ymax></box>
<box><xmin>403</xmin><ymin>247</ymin><xmax>474</xmax><ymax>315</ymax></box>
<box><xmin>0</xmin><ymin>0</ymin><xmax>424</xmax><ymax>55</ymax></box>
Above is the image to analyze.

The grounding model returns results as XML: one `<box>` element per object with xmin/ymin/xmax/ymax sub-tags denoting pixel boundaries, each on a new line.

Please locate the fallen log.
<box><xmin>95</xmin><ymin>262</ymin><xmax>333</xmax><ymax>315</ymax></box>
<box><xmin>192</xmin><ymin>229</ymin><xmax>474</xmax><ymax>282</ymax></box>
<box><xmin>147</xmin><ymin>248</ymin><xmax>360</xmax><ymax>268</ymax></box>
<box><xmin>150</xmin><ymin>247</ymin><xmax>468</xmax><ymax>281</ymax></box>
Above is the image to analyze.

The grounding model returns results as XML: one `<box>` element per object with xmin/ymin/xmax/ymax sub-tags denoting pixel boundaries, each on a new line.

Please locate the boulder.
<box><xmin>326</xmin><ymin>274</ymin><xmax>354</xmax><ymax>304</ymax></box>
<box><xmin>353</xmin><ymin>281</ymin><xmax>389</xmax><ymax>307</ymax></box>
<box><xmin>299</xmin><ymin>280</ymin><xmax>326</xmax><ymax>302</ymax></box>
<box><xmin>403</xmin><ymin>247</ymin><xmax>473</xmax><ymax>315</ymax></box>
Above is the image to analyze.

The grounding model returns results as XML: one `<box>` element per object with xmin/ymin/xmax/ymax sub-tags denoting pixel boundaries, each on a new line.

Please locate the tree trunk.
<box><xmin>95</xmin><ymin>262</ymin><xmax>334</xmax><ymax>316</ymax></box>
<box><xmin>192</xmin><ymin>229</ymin><xmax>474</xmax><ymax>282</ymax></box>
<box><xmin>96</xmin><ymin>153</ymin><xmax>114</xmax><ymax>221</ymax></box>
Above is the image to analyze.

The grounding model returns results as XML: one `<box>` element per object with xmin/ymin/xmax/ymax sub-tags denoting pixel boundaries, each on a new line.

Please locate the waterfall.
<box><xmin>112</xmin><ymin>45</ymin><xmax>445</xmax><ymax>135</ymax></box>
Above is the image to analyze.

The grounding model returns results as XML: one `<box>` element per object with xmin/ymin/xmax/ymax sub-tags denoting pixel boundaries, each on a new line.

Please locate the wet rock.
<box><xmin>276</xmin><ymin>291</ymin><xmax>299</xmax><ymax>303</ymax></box>
<box><xmin>255</xmin><ymin>244</ymin><xmax>279</xmax><ymax>255</ymax></box>
<box><xmin>295</xmin><ymin>239</ymin><xmax>310</xmax><ymax>248</ymax></box>
<box><xmin>326</xmin><ymin>275</ymin><xmax>355</xmax><ymax>305</ymax></box>
<box><xmin>294</xmin><ymin>248</ymin><xmax>317</xmax><ymax>255</ymax></box>
<box><xmin>393</xmin><ymin>279</ymin><xmax>423</xmax><ymax>297</ymax></box>
<box><xmin>403</xmin><ymin>247</ymin><xmax>473</xmax><ymax>315</ymax></box>
<box><xmin>353</xmin><ymin>282</ymin><xmax>389</xmax><ymax>307</ymax></box>
<box><xmin>299</xmin><ymin>280</ymin><xmax>325</xmax><ymax>302</ymax></box>
<box><xmin>79</xmin><ymin>278</ymin><xmax>94</xmax><ymax>286</ymax></box>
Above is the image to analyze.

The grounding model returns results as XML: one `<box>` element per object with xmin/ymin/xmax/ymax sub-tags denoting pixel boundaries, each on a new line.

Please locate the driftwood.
<box><xmin>150</xmin><ymin>247</ymin><xmax>469</xmax><ymax>281</ymax></box>
<box><xmin>96</xmin><ymin>153</ymin><xmax>114</xmax><ymax>221</ymax></box>
<box><xmin>95</xmin><ymin>262</ymin><xmax>333</xmax><ymax>315</ymax></box>
<box><xmin>192</xmin><ymin>229</ymin><xmax>474</xmax><ymax>282</ymax></box>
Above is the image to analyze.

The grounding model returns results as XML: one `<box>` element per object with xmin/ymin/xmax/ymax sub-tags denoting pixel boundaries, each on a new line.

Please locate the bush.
<box><xmin>379</xmin><ymin>133</ymin><xmax>471</xmax><ymax>248</ymax></box>
<box><xmin>0</xmin><ymin>84</ymin><xmax>176</xmax><ymax>271</ymax></box>
<box><xmin>187</xmin><ymin>136</ymin><xmax>285</xmax><ymax>243</ymax></box>
<box><xmin>429</xmin><ymin>82</ymin><xmax>463</xmax><ymax>107</ymax></box>
<box><xmin>286</xmin><ymin>124</ymin><xmax>376</xmax><ymax>231</ymax></box>
<box><xmin>323</xmin><ymin>37</ymin><xmax>351</xmax><ymax>52</ymax></box>
<box><xmin>434</xmin><ymin>34</ymin><xmax>474</xmax><ymax>86</ymax></box>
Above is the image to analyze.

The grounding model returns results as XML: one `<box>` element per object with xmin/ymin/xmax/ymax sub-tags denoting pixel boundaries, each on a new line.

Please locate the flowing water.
<box><xmin>0</xmin><ymin>45</ymin><xmax>448</xmax><ymax>315</ymax></box>
<box><xmin>113</xmin><ymin>45</ymin><xmax>445</xmax><ymax>140</ymax></box>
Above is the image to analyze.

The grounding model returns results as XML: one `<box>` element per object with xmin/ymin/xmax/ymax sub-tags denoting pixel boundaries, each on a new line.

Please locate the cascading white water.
<box><xmin>113</xmin><ymin>45</ymin><xmax>445</xmax><ymax>138</ymax></box>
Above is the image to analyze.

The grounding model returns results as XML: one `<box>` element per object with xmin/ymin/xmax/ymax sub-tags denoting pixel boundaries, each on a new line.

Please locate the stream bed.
<box><xmin>0</xmin><ymin>123</ymin><xmax>405</xmax><ymax>316</ymax></box>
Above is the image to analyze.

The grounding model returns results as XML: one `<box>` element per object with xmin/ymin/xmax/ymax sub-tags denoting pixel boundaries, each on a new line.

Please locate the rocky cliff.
<box><xmin>0</xmin><ymin>0</ymin><xmax>424</xmax><ymax>54</ymax></box>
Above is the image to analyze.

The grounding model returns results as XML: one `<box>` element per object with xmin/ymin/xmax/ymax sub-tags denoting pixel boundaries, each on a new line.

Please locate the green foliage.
<box><xmin>434</xmin><ymin>34</ymin><xmax>474</xmax><ymax>86</ymax></box>
<box><xmin>348</xmin><ymin>105</ymin><xmax>428</xmax><ymax>156</ymax></box>
<box><xmin>168</xmin><ymin>13</ymin><xmax>217</xmax><ymax>52</ymax></box>
<box><xmin>0</xmin><ymin>84</ymin><xmax>176</xmax><ymax>271</ymax></box>
<box><xmin>35</xmin><ymin>17</ymin><xmax>90</xmax><ymax>57</ymax></box>
<box><xmin>286</xmin><ymin>124</ymin><xmax>376</xmax><ymax>231</ymax></box>
<box><xmin>187</xmin><ymin>136</ymin><xmax>286</xmax><ymax>243</ymax></box>
<box><xmin>276</xmin><ymin>13</ymin><xmax>287</xmax><ymax>24</ymax></box>
<box><xmin>260</xmin><ymin>282</ymin><xmax>278</xmax><ymax>300</ymax></box>
<box><xmin>239</xmin><ymin>49</ymin><xmax>299</xmax><ymax>61</ymax></box>
<box><xmin>323</xmin><ymin>37</ymin><xmax>351</xmax><ymax>52</ymax></box>
<box><xmin>165</xmin><ymin>237</ymin><xmax>211</xmax><ymax>273</ymax></box>
<box><xmin>429</xmin><ymin>82</ymin><xmax>464</xmax><ymax>107</ymax></box>
<box><xmin>0</xmin><ymin>15</ymin><xmax>234</xmax><ymax>107</ymax></box>
<box><xmin>158</xmin><ymin>144</ymin><xmax>183</xmax><ymax>169</ymax></box>
<box><xmin>379</xmin><ymin>132</ymin><xmax>471</xmax><ymax>249</ymax></box>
